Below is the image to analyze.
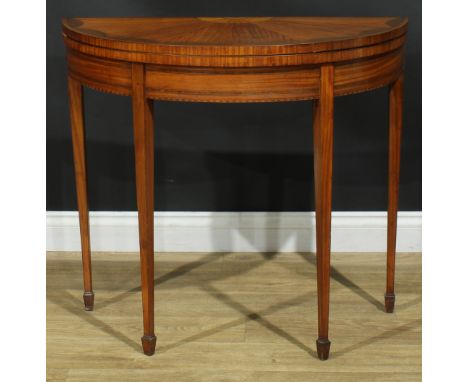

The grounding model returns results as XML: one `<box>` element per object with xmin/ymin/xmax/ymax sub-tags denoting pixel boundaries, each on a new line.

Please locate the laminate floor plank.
<box><xmin>47</xmin><ymin>251</ymin><xmax>421</xmax><ymax>381</ymax></box>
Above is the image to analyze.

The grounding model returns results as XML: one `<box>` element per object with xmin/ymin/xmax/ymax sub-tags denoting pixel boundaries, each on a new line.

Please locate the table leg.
<box><xmin>67</xmin><ymin>76</ymin><xmax>94</xmax><ymax>311</ymax></box>
<box><xmin>313</xmin><ymin>64</ymin><xmax>334</xmax><ymax>360</ymax></box>
<box><xmin>385</xmin><ymin>72</ymin><xmax>404</xmax><ymax>313</ymax></box>
<box><xmin>131</xmin><ymin>63</ymin><xmax>157</xmax><ymax>356</ymax></box>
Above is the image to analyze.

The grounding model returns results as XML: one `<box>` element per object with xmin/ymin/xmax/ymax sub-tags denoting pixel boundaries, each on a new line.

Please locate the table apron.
<box><xmin>66</xmin><ymin>47</ymin><xmax>404</xmax><ymax>102</ymax></box>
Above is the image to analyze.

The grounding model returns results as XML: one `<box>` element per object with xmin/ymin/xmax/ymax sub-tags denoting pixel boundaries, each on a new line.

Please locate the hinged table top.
<box><xmin>62</xmin><ymin>17</ymin><xmax>407</xmax><ymax>58</ymax></box>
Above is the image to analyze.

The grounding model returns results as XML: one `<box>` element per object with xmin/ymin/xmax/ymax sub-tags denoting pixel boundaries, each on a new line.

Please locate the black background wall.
<box><xmin>47</xmin><ymin>1</ymin><xmax>421</xmax><ymax>212</ymax></box>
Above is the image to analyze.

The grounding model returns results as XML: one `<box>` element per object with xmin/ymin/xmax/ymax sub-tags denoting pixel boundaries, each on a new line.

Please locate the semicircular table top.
<box><xmin>62</xmin><ymin>16</ymin><xmax>407</xmax><ymax>65</ymax></box>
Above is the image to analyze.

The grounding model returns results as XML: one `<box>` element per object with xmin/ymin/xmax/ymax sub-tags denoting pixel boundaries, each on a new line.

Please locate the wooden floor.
<box><xmin>47</xmin><ymin>251</ymin><xmax>421</xmax><ymax>382</ymax></box>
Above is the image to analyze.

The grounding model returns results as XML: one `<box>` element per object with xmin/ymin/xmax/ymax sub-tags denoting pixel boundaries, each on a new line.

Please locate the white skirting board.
<box><xmin>46</xmin><ymin>211</ymin><xmax>421</xmax><ymax>253</ymax></box>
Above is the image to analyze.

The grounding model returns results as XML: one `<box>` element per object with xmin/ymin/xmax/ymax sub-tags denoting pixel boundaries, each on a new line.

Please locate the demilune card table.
<box><xmin>62</xmin><ymin>16</ymin><xmax>407</xmax><ymax>360</ymax></box>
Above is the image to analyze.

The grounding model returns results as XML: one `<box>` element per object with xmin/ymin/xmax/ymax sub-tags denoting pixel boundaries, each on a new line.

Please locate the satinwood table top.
<box><xmin>62</xmin><ymin>17</ymin><xmax>408</xmax><ymax>67</ymax></box>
